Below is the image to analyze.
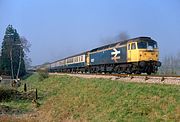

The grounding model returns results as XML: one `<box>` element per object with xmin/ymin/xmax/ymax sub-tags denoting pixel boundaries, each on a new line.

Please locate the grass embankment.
<box><xmin>1</xmin><ymin>73</ymin><xmax>180</xmax><ymax>121</ymax></box>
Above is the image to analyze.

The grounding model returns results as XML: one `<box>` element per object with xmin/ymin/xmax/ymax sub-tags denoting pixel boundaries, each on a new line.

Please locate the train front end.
<box><xmin>127</xmin><ymin>37</ymin><xmax>161</xmax><ymax>74</ymax></box>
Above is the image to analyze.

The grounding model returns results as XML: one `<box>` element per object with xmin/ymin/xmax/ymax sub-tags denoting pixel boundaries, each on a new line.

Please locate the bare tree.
<box><xmin>159</xmin><ymin>51</ymin><xmax>180</xmax><ymax>75</ymax></box>
<box><xmin>16</xmin><ymin>44</ymin><xmax>22</xmax><ymax>79</ymax></box>
<box><xmin>24</xmin><ymin>55</ymin><xmax>32</xmax><ymax>70</ymax></box>
<box><xmin>20</xmin><ymin>36</ymin><xmax>31</xmax><ymax>71</ymax></box>
<box><xmin>16</xmin><ymin>37</ymin><xmax>31</xmax><ymax>79</ymax></box>
<box><xmin>20</xmin><ymin>36</ymin><xmax>31</xmax><ymax>53</ymax></box>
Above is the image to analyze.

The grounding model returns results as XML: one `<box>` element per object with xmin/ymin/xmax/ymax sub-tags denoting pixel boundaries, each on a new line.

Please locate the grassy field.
<box><xmin>1</xmin><ymin>73</ymin><xmax>180</xmax><ymax>121</ymax></box>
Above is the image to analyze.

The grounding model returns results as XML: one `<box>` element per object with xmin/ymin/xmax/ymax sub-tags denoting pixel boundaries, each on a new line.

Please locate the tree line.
<box><xmin>0</xmin><ymin>25</ymin><xmax>31</xmax><ymax>78</ymax></box>
<box><xmin>159</xmin><ymin>52</ymin><xmax>180</xmax><ymax>75</ymax></box>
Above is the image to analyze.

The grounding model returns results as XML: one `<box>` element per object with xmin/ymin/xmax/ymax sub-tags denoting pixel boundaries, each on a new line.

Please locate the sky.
<box><xmin>0</xmin><ymin>0</ymin><xmax>180</xmax><ymax>65</ymax></box>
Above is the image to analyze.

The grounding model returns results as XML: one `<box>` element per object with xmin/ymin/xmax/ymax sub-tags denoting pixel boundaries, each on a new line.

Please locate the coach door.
<box><xmin>86</xmin><ymin>52</ymin><xmax>90</xmax><ymax>65</ymax></box>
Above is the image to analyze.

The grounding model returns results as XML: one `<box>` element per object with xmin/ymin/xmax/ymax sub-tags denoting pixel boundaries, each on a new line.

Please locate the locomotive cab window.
<box><xmin>148</xmin><ymin>41</ymin><xmax>158</xmax><ymax>49</ymax></box>
<box><xmin>138</xmin><ymin>40</ymin><xmax>158</xmax><ymax>49</ymax></box>
<box><xmin>128</xmin><ymin>44</ymin><xmax>131</xmax><ymax>50</ymax></box>
<box><xmin>131</xmin><ymin>43</ymin><xmax>136</xmax><ymax>50</ymax></box>
<box><xmin>138</xmin><ymin>41</ymin><xmax>147</xmax><ymax>49</ymax></box>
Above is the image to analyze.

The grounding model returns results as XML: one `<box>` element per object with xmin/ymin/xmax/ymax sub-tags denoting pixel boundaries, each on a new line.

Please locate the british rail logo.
<box><xmin>111</xmin><ymin>48</ymin><xmax>120</xmax><ymax>62</ymax></box>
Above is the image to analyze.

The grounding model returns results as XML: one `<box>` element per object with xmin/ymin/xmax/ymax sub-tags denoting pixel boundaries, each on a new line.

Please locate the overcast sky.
<box><xmin>0</xmin><ymin>0</ymin><xmax>180</xmax><ymax>65</ymax></box>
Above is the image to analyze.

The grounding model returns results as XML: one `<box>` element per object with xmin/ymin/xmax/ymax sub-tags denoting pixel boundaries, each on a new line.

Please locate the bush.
<box><xmin>37</xmin><ymin>69</ymin><xmax>49</xmax><ymax>81</ymax></box>
<box><xmin>0</xmin><ymin>86</ymin><xmax>18</xmax><ymax>101</ymax></box>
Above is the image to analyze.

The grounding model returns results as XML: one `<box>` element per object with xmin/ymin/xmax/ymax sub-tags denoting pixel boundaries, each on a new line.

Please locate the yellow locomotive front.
<box><xmin>127</xmin><ymin>37</ymin><xmax>161</xmax><ymax>74</ymax></box>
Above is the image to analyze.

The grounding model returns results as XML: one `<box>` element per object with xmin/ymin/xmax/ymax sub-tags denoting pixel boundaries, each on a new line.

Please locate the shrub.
<box><xmin>0</xmin><ymin>86</ymin><xmax>18</xmax><ymax>101</ymax></box>
<box><xmin>37</xmin><ymin>69</ymin><xmax>49</xmax><ymax>81</ymax></box>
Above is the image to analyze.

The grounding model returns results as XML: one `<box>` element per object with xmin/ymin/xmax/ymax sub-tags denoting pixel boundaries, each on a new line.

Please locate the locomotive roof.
<box><xmin>90</xmin><ymin>36</ymin><xmax>152</xmax><ymax>52</ymax></box>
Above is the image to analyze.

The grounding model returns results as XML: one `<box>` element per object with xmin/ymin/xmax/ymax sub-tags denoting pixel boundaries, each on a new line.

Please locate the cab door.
<box><xmin>127</xmin><ymin>42</ymin><xmax>139</xmax><ymax>62</ymax></box>
<box><xmin>127</xmin><ymin>43</ymin><xmax>131</xmax><ymax>62</ymax></box>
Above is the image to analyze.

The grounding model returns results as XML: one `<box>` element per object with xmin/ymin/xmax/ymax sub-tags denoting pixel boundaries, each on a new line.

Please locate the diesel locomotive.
<box><xmin>48</xmin><ymin>37</ymin><xmax>161</xmax><ymax>75</ymax></box>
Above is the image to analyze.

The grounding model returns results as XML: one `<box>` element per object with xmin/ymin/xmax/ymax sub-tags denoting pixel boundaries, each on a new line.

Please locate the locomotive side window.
<box><xmin>131</xmin><ymin>43</ymin><xmax>136</xmax><ymax>49</ymax></box>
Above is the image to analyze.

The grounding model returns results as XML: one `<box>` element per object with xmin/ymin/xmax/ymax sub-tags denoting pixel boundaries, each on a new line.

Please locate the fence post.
<box><xmin>35</xmin><ymin>89</ymin><xmax>38</xmax><ymax>100</ymax></box>
<box><xmin>24</xmin><ymin>83</ymin><xmax>27</xmax><ymax>92</ymax></box>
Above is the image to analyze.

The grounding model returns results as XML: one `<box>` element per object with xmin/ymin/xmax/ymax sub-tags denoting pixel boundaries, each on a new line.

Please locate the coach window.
<box><xmin>128</xmin><ymin>44</ymin><xmax>131</xmax><ymax>50</ymax></box>
<box><xmin>81</xmin><ymin>56</ymin><xmax>83</xmax><ymax>61</ymax></box>
<box><xmin>131</xmin><ymin>43</ymin><xmax>136</xmax><ymax>50</ymax></box>
<box><xmin>78</xmin><ymin>56</ymin><xmax>80</xmax><ymax>62</ymax></box>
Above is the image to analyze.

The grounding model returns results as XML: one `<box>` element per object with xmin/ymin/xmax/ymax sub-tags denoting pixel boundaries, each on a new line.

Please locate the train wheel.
<box><xmin>147</xmin><ymin>67</ymin><xmax>152</xmax><ymax>75</ymax></box>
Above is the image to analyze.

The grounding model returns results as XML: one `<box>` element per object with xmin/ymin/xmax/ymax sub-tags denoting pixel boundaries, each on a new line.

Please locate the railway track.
<box><xmin>49</xmin><ymin>72</ymin><xmax>180</xmax><ymax>85</ymax></box>
<box><xmin>107</xmin><ymin>73</ymin><xmax>180</xmax><ymax>80</ymax></box>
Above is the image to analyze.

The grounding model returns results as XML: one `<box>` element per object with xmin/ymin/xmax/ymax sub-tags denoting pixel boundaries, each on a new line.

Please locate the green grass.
<box><xmin>0</xmin><ymin>85</ymin><xmax>33</xmax><ymax>113</ymax></box>
<box><xmin>1</xmin><ymin>73</ymin><xmax>180</xmax><ymax>121</ymax></box>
